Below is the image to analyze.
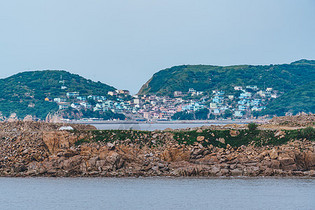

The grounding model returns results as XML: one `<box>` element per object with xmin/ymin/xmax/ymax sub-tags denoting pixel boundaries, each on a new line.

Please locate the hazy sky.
<box><xmin>1</xmin><ymin>0</ymin><xmax>315</xmax><ymax>94</ymax></box>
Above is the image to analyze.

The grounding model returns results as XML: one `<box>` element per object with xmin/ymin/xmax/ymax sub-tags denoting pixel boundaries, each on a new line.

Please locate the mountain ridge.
<box><xmin>138</xmin><ymin>59</ymin><xmax>315</xmax><ymax>116</ymax></box>
<box><xmin>138</xmin><ymin>59</ymin><xmax>315</xmax><ymax>95</ymax></box>
<box><xmin>0</xmin><ymin>70</ymin><xmax>116</xmax><ymax>119</ymax></box>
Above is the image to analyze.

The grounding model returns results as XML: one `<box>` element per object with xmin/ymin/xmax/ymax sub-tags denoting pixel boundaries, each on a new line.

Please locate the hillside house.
<box><xmin>58</xmin><ymin>102</ymin><xmax>70</xmax><ymax>110</ymax></box>
<box><xmin>234</xmin><ymin>86</ymin><xmax>243</xmax><ymax>91</ymax></box>
<box><xmin>66</xmin><ymin>92</ymin><xmax>79</xmax><ymax>98</ymax></box>
<box><xmin>174</xmin><ymin>91</ymin><xmax>183</xmax><ymax>97</ymax></box>
<box><xmin>234</xmin><ymin>110</ymin><xmax>243</xmax><ymax>117</ymax></box>
<box><xmin>54</xmin><ymin>98</ymin><xmax>67</xmax><ymax>103</ymax></box>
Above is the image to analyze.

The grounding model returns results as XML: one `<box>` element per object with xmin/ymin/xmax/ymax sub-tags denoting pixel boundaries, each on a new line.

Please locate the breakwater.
<box><xmin>0</xmin><ymin>121</ymin><xmax>314</xmax><ymax>177</ymax></box>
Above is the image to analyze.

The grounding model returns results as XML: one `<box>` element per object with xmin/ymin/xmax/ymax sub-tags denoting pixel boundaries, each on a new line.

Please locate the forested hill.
<box><xmin>138</xmin><ymin>59</ymin><xmax>315</xmax><ymax>96</ymax></box>
<box><xmin>262</xmin><ymin>80</ymin><xmax>315</xmax><ymax>116</ymax></box>
<box><xmin>0</xmin><ymin>70</ymin><xmax>116</xmax><ymax>119</ymax></box>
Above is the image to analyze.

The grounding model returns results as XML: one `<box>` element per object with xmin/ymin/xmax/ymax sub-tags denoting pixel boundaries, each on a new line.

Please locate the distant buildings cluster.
<box><xmin>43</xmin><ymin>84</ymin><xmax>278</xmax><ymax>120</ymax></box>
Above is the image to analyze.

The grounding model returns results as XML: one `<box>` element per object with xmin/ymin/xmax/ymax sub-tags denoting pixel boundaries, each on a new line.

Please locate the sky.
<box><xmin>0</xmin><ymin>0</ymin><xmax>315</xmax><ymax>94</ymax></box>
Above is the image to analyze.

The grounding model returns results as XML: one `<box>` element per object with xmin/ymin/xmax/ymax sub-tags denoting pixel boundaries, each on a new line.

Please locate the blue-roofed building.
<box><xmin>212</xmin><ymin>96</ymin><xmax>223</xmax><ymax>104</ymax></box>
<box><xmin>182</xmin><ymin>102</ymin><xmax>205</xmax><ymax>111</ymax></box>
<box><xmin>234</xmin><ymin>111</ymin><xmax>243</xmax><ymax>117</ymax></box>
<box><xmin>213</xmin><ymin>109</ymin><xmax>220</xmax><ymax>114</ymax></box>
<box><xmin>238</xmin><ymin>105</ymin><xmax>246</xmax><ymax>111</ymax></box>
<box><xmin>77</xmin><ymin>96</ymin><xmax>87</xmax><ymax>101</ymax></box>
<box><xmin>239</xmin><ymin>92</ymin><xmax>252</xmax><ymax>99</ymax></box>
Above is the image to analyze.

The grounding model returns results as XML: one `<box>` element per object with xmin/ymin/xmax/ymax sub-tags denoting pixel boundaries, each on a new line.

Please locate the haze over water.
<box><xmin>91</xmin><ymin>123</ymin><xmax>223</xmax><ymax>131</ymax></box>
<box><xmin>1</xmin><ymin>0</ymin><xmax>315</xmax><ymax>93</ymax></box>
<box><xmin>0</xmin><ymin>178</ymin><xmax>314</xmax><ymax>210</ymax></box>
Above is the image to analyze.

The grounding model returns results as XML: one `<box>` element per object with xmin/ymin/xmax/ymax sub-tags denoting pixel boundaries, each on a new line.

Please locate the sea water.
<box><xmin>0</xmin><ymin>178</ymin><xmax>314</xmax><ymax>210</ymax></box>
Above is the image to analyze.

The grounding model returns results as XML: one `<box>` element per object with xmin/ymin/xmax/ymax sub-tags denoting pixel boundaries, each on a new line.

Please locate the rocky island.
<box><xmin>0</xmin><ymin>115</ymin><xmax>314</xmax><ymax>177</ymax></box>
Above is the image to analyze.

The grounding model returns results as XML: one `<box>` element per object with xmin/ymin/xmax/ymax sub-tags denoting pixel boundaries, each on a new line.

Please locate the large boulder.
<box><xmin>161</xmin><ymin>148</ymin><xmax>191</xmax><ymax>162</ymax></box>
<box><xmin>230</xmin><ymin>168</ymin><xmax>243</xmax><ymax>176</ymax></box>
<box><xmin>305</xmin><ymin>152</ymin><xmax>315</xmax><ymax>170</ymax></box>
<box><xmin>107</xmin><ymin>151</ymin><xmax>124</xmax><ymax>170</ymax></box>
<box><xmin>270</xmin><ymin>160</ymin><xmax>280</xmax><ymax>169</ymax></box>
<box><xmin>230</xmin><ymin>130</ymin><xmax>240</xmax><ymax>137</ymax></box>
<box><xmin>269</xmin><ymin>149</ymin><xmax>279</xmax><ymax>159</ymax></box>
<box><xmin>43</xmin><ymin>131</ymin><xmax>78</xmax><ymax>154</ymax></box>
<box><xmin>197</xmin><ymin>136</ymin><xmax>205</xmax><ymax>142</ymax></box>
<box><xmin>279</xmin><ymin>154</ymin><xmax>297</xmax><ymax>171</ymax></box>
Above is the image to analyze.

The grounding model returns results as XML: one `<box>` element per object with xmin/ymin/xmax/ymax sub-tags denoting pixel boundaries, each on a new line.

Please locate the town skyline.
<box><xmin>1</xmin><ymin>59</ymin><xmax>313</xmax><ymax>121</ymax></box>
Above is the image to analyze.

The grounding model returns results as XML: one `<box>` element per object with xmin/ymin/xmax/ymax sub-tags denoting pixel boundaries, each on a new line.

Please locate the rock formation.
<box><xmin>0</xmin><ymin>121</ymin><xmax>314</xmax><ymax>177</ymax></box>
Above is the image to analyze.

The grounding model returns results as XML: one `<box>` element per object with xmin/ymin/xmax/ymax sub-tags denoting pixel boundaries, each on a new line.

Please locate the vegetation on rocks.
<box><xmin>71</xmin><ymin>125</ymin><xmax>314</xmax><ymax>149</ymax></box>
<box><xmin>269</xmin><ymin>114</ymin><xmax>315</xmax><ymax>127</ymax></box>
<box><xmin>248</xmin><ymin>122</ymin><xmax>258</xmax><ymax>131</ymax></box>
<box><xmin>0</xmin><ymin>121</ymin><xmax>314</xmax><ymax>177</ymax></box>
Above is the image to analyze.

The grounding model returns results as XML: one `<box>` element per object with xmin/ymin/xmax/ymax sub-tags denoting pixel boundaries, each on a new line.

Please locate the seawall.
<box><xmin>0</xmin><ymin>121</ymin><xmax>314</xmax><ymax>177</ymax></box>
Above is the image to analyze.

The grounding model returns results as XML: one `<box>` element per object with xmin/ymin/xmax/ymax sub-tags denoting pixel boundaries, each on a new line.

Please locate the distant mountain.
<box><xmin>0</xmin><ymin>70</ymin><xmax>116</xmax><ymax>119</ymax></box>
<box><xmin>262</xmin><ymin>81</ymin><xmax>315</xmax><ymax>116</ymax></box>
<box><xmin>139</xmin><ymin>59</ymin><xmax>315</xmax><ymax>95</ymax></box>
<box><xmin>138</xmin><ymin>59</ymin><xmax>315</xmax><ymax>115</ymax></box>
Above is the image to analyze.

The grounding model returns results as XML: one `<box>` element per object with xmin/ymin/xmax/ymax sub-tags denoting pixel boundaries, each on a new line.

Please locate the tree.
<box><xmin>171</xmin><ymin>111</ymin><xmax>194</xmax><ymax>120</ymax></box>
<box><xmin>248</xmin><ymin>123</ymin><xmax>258</xmax><ymax>131</ymax></box>
<box><xmin>223</xmin><ymin>109</ymin><xmax>233</xmax><ymax>119</ymax></box>
<box><xmin>195</xmin><ymin>108</ymin><xmax>209</xmax><ymax>120</ymax></box>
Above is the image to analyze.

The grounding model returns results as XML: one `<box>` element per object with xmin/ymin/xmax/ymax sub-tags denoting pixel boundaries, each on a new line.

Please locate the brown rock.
<box><xmin>161</xmin><ymin>148</ymin><xmax>190</xmax><ymax>162</ymax></box>
<box><xmin>305</xmin><ymin>151</ymin><xmax>315</xmax><ymax>169</ymax></box>
<box><xmin>258</xmin><ymin>151</ymin><xmax>269</xmax><ymax>160</ymax></box>
<box><xmin>243</xmin><ymin>166</ymin><xmax>260</xmax><ymax>176</ymax></box>
<box><xmin>261</xmin><ymin>160</ymin><xmax>272</xmax><ymax>168</ymax></box>
<box><xmin>217</xmin><ymin>138</ymin><xmax>225</xmax><ymax>144</ymax></box>
<box><xmin>219</xmin><ymin>168</ymin><xmax>229</xmax><ymax>176</ymax></box>
<box><xmin>107</xmin><ymin>142</ymin><xmax>115</xmax><ymax>150</ymax></box>
<box><xmin>279</xmin><ymin>155</ymin><xmax>295</xmax><ymax>166</ymax></box>
<box><xmin>63</xmin><ymin>149</ymin><xmax>78</xmax><ymax>158</ymax></box>
<box><xmin>226</xmin><ymin>154</ymin><xmax>237</xmax><ymax>161</ymax></box>
<box><xmin>86</xmin><ymin>156</ymin><xmax>98</xmax><ymax>169</ymax></box>
<box><xmin>197</xmin><ymin>136</ymin><xmax>205</xmax><ymax>142</ymax></box>
<box><xmin>107</xmin><ymin>151</ymin><xmax>124</xmax><ymax>170</ymax></box>
<box><xmin>270</xmin><ymin>160</ymin><xmax>280</xmax><ymax>169</ymax></box>
<box><xmin>269</xmin><ymin>149</ymin><xmax>278</xmax><ymax>159</ymax></box>
<box><xmin>80</xmin><ymin>146</ymin><xmax>92</xmax><ymax>157</ymax></box>
<box><xmin>282</xmin><ymin>164</ymin><xmax>297</xmax><ymax>171</ymax></box>
<box><xmin>230</xmin><ymin>169</ymin><xmax>243</xmax><ymax>176</ymax></box>
<box><xmin>43</xmin><ymin>131</ymin><xmax>78</xmax><ymax>154</ymax></box>
<box><xmin>63</xmin><ymin>155</ymin><xmax>82</xmax><ymax>171</ymax></box>
<box><xmin>209</xmin><ymin>166</ymin><xmax>220</xmax><ymax>176</ymax></box>
<box><xmin>230</xmin><ymin>130</ymin><xmax>240</xmax><ymax>137</ymax></box>
<box><xmin>263</xmin><ymin>168</ymin><xmax>274</xmax><ymax>176</ymax></box>
<box><xmin>99</xmin><ymin>150</ymin><xmax>109</xmax><ymax>160</ymax></box>
<box><xmin>274</xmin><ymin>130</ymin><xmax>285</xmax><ymax>138</ymax></box>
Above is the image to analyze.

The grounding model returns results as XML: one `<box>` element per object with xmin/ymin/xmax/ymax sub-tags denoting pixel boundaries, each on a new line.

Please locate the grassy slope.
<box><xmin>0</xmin><ymin>70</ymin><xmax>116</xmax><ymax>119</ymax></box>
<box><xmin>138</xmin><ymin>60</ymin><xmax>315</xmax><ymax>115</ymax></box>
<box><xmin>74</xmin><ymin>127</ymin><xmax>315</xmax><ymax>148</ymax></box>
<box><xmin>263</xmin><ymin>81</ymin><xmax>315</xmax><ymax>115</ymax></box>
<box><xmin>139</xmin><ymin>60</ymin><xmax>315</xmax><ymax>95</ymax></box>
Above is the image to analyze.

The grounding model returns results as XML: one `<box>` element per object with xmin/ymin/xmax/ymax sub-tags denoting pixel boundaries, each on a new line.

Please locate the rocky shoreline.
<box><xmin>0</xmin><ymin>121</ymin><xmax>314</xmax><ymax>177</ymax></box>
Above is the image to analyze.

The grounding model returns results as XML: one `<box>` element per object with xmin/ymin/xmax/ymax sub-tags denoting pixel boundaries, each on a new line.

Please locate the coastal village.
<box><xmin>49</xmin><ymin>84</ymin><xmax>279</xmax><ymax>121</ymax></box>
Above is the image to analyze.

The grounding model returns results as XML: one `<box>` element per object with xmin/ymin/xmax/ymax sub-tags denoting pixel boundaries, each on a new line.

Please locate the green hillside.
<box><xmin>0</xmin><ymin>70</ymin><xmax>116</xmax><ymax>119</ymax></box>
<box><xmin>138</xmin><ymin>59</ymin><xmax>315</xmax><ymax>116</ymax></box>
<box><xmin>139</xmin><ymin>59</ymin><xmax>315</xmax><ymax>95</ymax></box>
<box><xmin>262</xmin><ymin>81</ymin><xmax>315</xmax><ymax>116</ymax></box>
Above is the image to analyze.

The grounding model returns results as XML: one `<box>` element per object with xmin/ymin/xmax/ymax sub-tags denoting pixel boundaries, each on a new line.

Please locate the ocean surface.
<box><xmin>0</xmin><ymin>178</ymin><xmax>314</xmax><ymax>210</ymax></box>
<box><xmin>91</xmin><ymin>123</ymin><xmax>228</xmax><ymax>131</ymax></box>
